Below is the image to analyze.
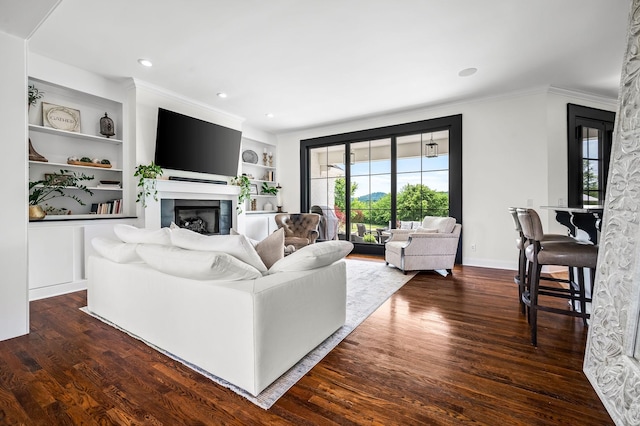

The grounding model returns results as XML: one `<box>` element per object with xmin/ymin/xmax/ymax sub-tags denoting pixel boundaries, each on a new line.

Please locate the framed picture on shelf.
<box><xmin>42</xmin><ymin>102</ymin><xmax>81</xmax><ymax>132</ymax></box>
<box><xmin>250</xmin><ymin>184</ymin><xmax>258</xmax><ymax>195</ymax></box>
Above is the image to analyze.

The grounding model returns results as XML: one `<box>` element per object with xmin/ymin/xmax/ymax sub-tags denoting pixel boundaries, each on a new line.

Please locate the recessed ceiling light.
<box><xmin>458</xmin><ymin>67</ymin><xmax>477</xmax><ymax>77</ymax></box>
<box><xmin>217</xmin><ymin>92</ymin><xmax>228</xmax><ymax>98</ymax></box>
<box><xmin>137</xmin><ymin>58</ymin><xmax>153</xmax><ymax>67</ymax></box>
<box><xmin>265</xmin><ymin>113</ymin><xmax>274</xmax><ymax>118</ymax></box>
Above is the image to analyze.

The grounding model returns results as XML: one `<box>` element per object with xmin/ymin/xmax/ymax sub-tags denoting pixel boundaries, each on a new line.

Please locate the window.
<box><xmin>567</xmin><ymin>104</ymin><xmax>615</xmax><ymax>207</ymax></box>
<box><xmin>301</xmin><ymin>115</ymin><xmax>462</xmax><ymax>257</ymax></box>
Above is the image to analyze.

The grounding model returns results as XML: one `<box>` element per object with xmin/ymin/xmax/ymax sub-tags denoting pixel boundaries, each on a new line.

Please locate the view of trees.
<box><xmin>333</xmin><ymin>177</ymin><xmax>449</xmax><ymax>228</ymax></box>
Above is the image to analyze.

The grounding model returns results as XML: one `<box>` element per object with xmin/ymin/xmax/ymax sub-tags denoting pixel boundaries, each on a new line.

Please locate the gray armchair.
<box><xmin>385</xmin><ymin>216</ymin><xmax>461</xmax><ymax>276</ymax></box>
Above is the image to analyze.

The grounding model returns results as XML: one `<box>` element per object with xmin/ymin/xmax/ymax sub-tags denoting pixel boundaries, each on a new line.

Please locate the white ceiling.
<box><xmin>1</xmin><ymin>0</ymin><xmax>631</xmax><ymax>134</ymax></box>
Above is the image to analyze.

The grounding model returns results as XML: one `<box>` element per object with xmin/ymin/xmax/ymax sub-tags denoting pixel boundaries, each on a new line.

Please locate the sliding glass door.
<box><xmin>302</xmin><ymin>115</ymin><xmax>462</xmax><ymax>256</ymax></box>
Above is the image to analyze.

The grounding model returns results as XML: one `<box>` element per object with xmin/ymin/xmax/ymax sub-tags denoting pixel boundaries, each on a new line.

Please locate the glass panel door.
<box><xmin>396</xmin><ymin>131</ymin><xmax>449</xmax><ymax>224</ymax></box>
<box><xmin>309</xmin><ymin>145</ymin><xmax>346</xmax><ymax>241</ymax></box>
<box><xmin>350</xmin><ymin>139</ymin><xmax>391</xmax><ymax>244</ymax></box>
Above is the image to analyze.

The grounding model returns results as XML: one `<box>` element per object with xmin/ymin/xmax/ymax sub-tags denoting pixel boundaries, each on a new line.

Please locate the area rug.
<box><xmin>81</xmin><ymin>259</ymin><xmax>416</xmax><ymax>409</ymax></box>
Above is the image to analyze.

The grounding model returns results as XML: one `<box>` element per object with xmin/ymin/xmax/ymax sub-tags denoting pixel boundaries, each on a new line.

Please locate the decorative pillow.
<box><xmin>136</xmin><ymin>244</ymin><xmax>262</xmax><ymax>281</ymax></box>
<box><xmin>400</xmin><ymin>221</ymin><xmax>413</xmax><ymax>230</ymax></box>
<box><xmin>414</xmin><ymin>227</ymin><xmax>438</xmax><ymax>233</ymax></box>
<box><xmin>170</xmin><ymin>227</ymin><xmax>267</xmax><ymax>272</ymax></box>
<box><xmin>268</xmin><ymin>240</ymin><xmax>353</xmax><ymax>273</ymax></box>
<box><xmin>255</xmin><ymin>228</ymin><xmax>285</xmax><ymax>269</ymax></box>
<box><xmin>411</xmin><ymin>221</ymin><xmax>422</xmax><ymax>229</ymax></box>
<box><xmin>91</xmin><ymin>237</ymin><xmax>143</xmax><ymax>263</ymax></box>
<box><xmin>421</xmin><ymin>216</ymin><xmax>456</xmax><ymax>233</ymax></box>
<box><xmin>114</xmin><ymin>224</ymin><xmax>171</xmax><ymax>245</ymax></box>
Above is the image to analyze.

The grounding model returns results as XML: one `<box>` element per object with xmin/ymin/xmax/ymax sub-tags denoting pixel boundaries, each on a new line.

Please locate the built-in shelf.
<box><xmin>28</xmin><ymin>76</ymin><xmax>127</xmax><ymax>220</ymax></box>
<box><xmin>29</xmin><ymin>160</ymin><xmax>123</xmax><ymax>172</ymax></box>
<box><xmin>242</xmin><ymin>161</ymin><xmax>275</xmax><ymax>170</ymax></box>
<box><xmin>30</xmin><ymin>214</ymin><xmax>135</xmax><ymax>222</ymax></box>
<box><xmin>29</xmin><ymin>124</ymin><xmax>123</xmax><ymax>145</ymax></box>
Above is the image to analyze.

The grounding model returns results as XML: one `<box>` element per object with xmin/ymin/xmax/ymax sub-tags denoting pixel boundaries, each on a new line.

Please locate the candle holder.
<box><xmin>262</xmin><ymin>152</ymin><xmax>268</xmax><ymax>166</ymax></box>
<box><xmin>268</xmin><ymin>153</ymin><xmax>273</xmax><ymax>167</ymax></box>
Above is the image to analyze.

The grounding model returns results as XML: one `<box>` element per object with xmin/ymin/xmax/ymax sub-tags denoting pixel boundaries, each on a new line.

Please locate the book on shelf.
<box><xmin>90</xmin><ymin>199</ymin><xmax>122</xmax><ymax>215</ymax></box>
<box><xmin>96</xmin><ymin>183</ymin><xmax>121</xmax><ymax>189</ymax></box>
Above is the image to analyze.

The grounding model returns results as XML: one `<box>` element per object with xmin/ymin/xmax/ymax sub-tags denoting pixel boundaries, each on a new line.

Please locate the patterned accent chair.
<box><xmin>274</xmin><ymin>213</ymin><xmax>321</xmax><ymax>250</ymax></box>
<box><xmin>385</xmin><ymin>216</ymin><xmax>461</xmax><ymax>276</ymax></box>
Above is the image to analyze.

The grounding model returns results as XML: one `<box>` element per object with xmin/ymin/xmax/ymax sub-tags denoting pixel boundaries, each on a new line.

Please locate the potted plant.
<box><xmin>28</xmin><ymin>170</ymin><xmax>94</xmax><ymax>219</ymax></box>
<box><xmin>28</xmin><ymin>84</ymin><xmax>44</xmax><ymax>108</ymax></box>
<box><xmin>134</xmin><ymin>162</ymin><xmax>163</xmax><ymax>207</ymax></box>
<box><xmin>261</xmin><ymin>182</ymin><xmax>278</xmax><ymax>195</ymax></box>
<box><xmin>232</xmin><ymin>175</ymin><xmax>251</xmax><ymax>213</ymax></box>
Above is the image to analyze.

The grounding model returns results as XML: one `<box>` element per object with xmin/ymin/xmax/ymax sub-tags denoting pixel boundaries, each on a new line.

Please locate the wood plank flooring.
<box><xmin>0</xmin><ymin>261</ymin><xmax>612</xmax><ymax>425</ymax></box>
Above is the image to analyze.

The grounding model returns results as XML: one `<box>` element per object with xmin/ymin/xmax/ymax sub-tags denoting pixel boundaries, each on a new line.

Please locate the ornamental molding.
<box><xmin>584</xmin><ymin>1</ymin><xmax>640</xmax><ymax>425</ymax></box>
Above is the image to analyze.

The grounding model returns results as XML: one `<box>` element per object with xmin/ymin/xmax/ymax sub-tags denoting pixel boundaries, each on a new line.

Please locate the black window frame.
<box><xmin>567</xmin><ymin>104</ymin><xmax>615</xmax><ymax>208</ymax></box>
<box><xmin>300</xmin><ymin>115</ymin><xmax>462</xmax><ymax>261</ymax></box>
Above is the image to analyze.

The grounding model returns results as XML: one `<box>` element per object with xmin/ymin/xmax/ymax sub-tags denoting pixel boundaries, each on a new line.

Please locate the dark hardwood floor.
<box><xmin>0</xmin><ymin>260</ymin><xmax>612</xmax><ymax>425</ymax></box>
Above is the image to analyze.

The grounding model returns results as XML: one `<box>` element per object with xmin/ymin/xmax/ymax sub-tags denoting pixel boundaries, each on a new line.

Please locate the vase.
<box><xmin>29</xmin><ymin>205</ymin><xmax>46</xmax><ymax>220</ymax></box>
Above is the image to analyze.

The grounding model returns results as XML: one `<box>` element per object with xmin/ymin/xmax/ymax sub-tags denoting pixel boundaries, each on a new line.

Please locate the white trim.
<box><xmin>29</xmin><ymin>279</ymin><xmax>86</xmax><ymax>301</ymax></box>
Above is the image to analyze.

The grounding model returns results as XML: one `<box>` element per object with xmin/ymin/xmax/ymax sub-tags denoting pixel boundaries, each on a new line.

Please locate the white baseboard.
<box><xmin>29</xmin><ymin>280</ymin><xmax>87</xmax><ymax>301</ymax></box>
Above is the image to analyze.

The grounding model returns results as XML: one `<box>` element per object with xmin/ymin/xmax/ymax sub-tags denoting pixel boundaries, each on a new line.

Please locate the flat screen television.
<box><xmin>154</xmin><ymin>108</ymin><xmax>242</xmax><ymax>177</ymax></box>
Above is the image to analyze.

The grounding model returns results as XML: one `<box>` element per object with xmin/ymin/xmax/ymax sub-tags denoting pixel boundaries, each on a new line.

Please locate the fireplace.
<box><xmin>175</xmin><ymin>205</ymin><xmax>220</xmax><ymax>234</ymax></box>
<box><xmin>161</xmin><ymin>198</ymin><xmax>232</xmax><ymax>235</ymax></box>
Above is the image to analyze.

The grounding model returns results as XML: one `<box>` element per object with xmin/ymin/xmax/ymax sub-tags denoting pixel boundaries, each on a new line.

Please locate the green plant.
<box><xmin>363</xmin><ymin>234</ymin><xmax>377</xmax><ymax>243</ymax></box>
<box><xmin>29</xmin><ymin>170</ymin><xmax>94</xmax><ymax>206</ymax></box>
<box><xmin>232</xmin><ymin>175</ymin><xmax>251</xmax><ymax>213</ymax></box>
<box><xmin>134</xmin><ymin>162</ymin><xmax>163</xmax><ymax>207</ymax></box>
<box><xmin>261</xmin><ymin>182</ymin><xmax>278</xmax><ymax>195</ymax></box>
<box><xmin>28</xmin><ymin>84</ymin><xmax>44</xmax><ymax>107</ymax></box>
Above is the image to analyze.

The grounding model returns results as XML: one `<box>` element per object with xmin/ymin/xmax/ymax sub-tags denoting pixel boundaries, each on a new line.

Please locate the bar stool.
<box><xmin>508</xmin><ymin>207</ymin><xmax>574</xmax><ymax>315</ymax></box>
<box><xmin>516</xmin><ymin>208</ymin><xmax>598</xmax><ymax>346</ymax></box>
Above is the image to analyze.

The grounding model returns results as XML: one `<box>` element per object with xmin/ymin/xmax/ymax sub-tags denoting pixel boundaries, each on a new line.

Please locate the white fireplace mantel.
<box><xmin>143</xmin><ymin>179</ymin><xmax>241</xmax><ymax>231</ymax></box>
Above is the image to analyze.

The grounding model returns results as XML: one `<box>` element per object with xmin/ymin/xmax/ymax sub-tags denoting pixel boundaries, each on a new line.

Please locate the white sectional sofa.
<box><xmin>87</xmin><ymin>225</ymin><xmax>352</xmax><ymax>396</ymax></box>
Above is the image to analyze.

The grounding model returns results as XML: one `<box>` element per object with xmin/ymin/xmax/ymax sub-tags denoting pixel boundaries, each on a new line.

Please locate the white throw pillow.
<box><xmin>414</xmin><ymin>227</ymin><xmax>438</xmax><ymax>233</ymax></box>
<box><xmin>114</xmin><ymin>224</ymin><xmax>171</xmax><ymax>245</ymax></box>
<box><xmin>170</xmin><ymin>227</ymin><xmax>267</xmax><ymax>272</ymax></box>
<box><xmin>268</xmin><ymin>240</ymin><xmax>353</xmax><ymax>273</ymax></box>
<box><xmin>421</xmin><ymin>216</ymin><xmax>456</xmax><ymax>233</ymax></box>
<box><xmin>399</xmin><ymin>221</ymin><xmax>413</xmax><ymax>230</ymax></box>
<box><xmin>136</xmin><ymin>244</ymin><xmax>262</xmax><ymax>281</ymax></box>
<box><xmin>91</xmin><ymin>237</ymin><xmax>143</xmax><ymax>263</ymax></box>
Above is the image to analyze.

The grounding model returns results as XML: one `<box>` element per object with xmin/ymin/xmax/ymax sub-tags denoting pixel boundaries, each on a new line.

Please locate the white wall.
<box><xmin>130</xmin><ymin>80</ymin><xmax>246</xmax><ymax>225</ymax></box>
<box><xmin>0</xmin><ymin>31</ymin><xmax>29</xmax><ymax>341</ymax></box>
<box><xmin>276</xmin><ymin>87</ymin><xmax>617</xmax><ymax>270</ymax></box>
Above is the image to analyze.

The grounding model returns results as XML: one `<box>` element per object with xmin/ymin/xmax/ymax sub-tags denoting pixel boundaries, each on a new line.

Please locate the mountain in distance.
<box><xmin>357</xmin><ymin>192</ymin><xmax>387</xmax><ymax>203</ymax></box>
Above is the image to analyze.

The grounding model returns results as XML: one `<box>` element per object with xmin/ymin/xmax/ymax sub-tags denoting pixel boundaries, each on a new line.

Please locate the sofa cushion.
<box><xmin>421</xmin><ymin>216</ymin><xmax>456</xmax><ymax>233</ymax></box>
<box><xmin>92</xmin><ymin>237</ymin><xmax>143</xmax><ymax>263</ymax></box>
<box><xmin>269</xmin><ymin>240</ymin><xmax>353</xmax><ymax>273</ymax></box>
<box><xmin>170</xmin><ymin>227</ymin><xmax>267</xmax><ymax>272</ymax></box>
<box><xmin>136</xmin><ymin>244</ymin><xmax>262</xmax><ymax>281</ymax></box>
<box><xmin>114</xmin><ymin>224</ymin><xmax>171</xmax><ymax>245</ymax></box>
<box><xmin>255</xmin><ymin>228</ymin><xmax>285</xmax><ymax>269</ymax></box>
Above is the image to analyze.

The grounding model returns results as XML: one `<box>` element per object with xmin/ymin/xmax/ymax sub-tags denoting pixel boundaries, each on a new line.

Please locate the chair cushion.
<box><xmin>526</xmin><ymin>241</ymin><xmax>598</xmax><ymax>269</ymax></box>
<box><xmin>421</xmin><ymin>216</ymin><xmax>456</xmax><ymax>233</ymax></box>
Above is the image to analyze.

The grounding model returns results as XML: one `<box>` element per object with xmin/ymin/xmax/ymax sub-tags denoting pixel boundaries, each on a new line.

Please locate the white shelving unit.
<box><xmin>240</xmin><ymin>137</ymin><xmax>279</xmax><ymax>213</ymax></box>
<box><xmin>240</xmin><ymin>137</ymin><xmax>280</xmax><ymax>241</ymax></box>
<box><xmin>28</xmin><ymin>77</ymin><xmax>127</xmax><ymax>219</ymax></box>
